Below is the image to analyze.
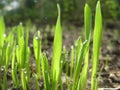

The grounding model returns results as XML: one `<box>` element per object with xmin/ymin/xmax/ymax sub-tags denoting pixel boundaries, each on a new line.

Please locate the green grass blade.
<box><xmin>33</xmin><ymin>31</ymin><xmax>41</xmax><ymax>78</ymax></box>
<box><xmin>0</xmin><ymin>16</ymin><xmax>5</xmax><ymax>63</ymax></box>
<box><xmin>24</xmin><ymin>29</ymin><xmax>30</xmax><ymax>83</ymax></box>
<box><xmin>0</xmin><ymin>16</ymin><xmax>5</xmax><ymax>48</ymax></box>
<box><xmin>16</xmin><ymin>45</ymin><xmax>20</xmax><ymax>67</ymax></box>
<box><xmin>84</xmin><ymin>4</ymin><xmax>92</xmax><ymax>40</ymax></box>
<box><xmin>21</xmin><ymin>69</ymin><xmax>27</xmax><ymax>90</ymax></box>
<box><xmin>91</xmin><ymin>1</ymin><xmax>102</xmax><ymax>90</ymax></box>
<box><xmin>70</xmin><ymin>46</ymin><xmax>74</xmax><ymax>78</ymax></box>
<box><xmin>52</xmin><ymin>4</ymin><xmax>62</xmax><ymax>90</ymax></box>
<box><xmin>5</xmin><ymin>44</ymin><xmax>11</xmax><ymax>69</ymax></box>
<box><xmin>17</xmin><ymin>23</ymin><xmax>24</xmax><ymax>44</ymax></box>
<box><xmin>77</xmin><ymin>49</ymin><xmax>89</xmax><ymax>90</ymax></box>
<box><xmin>17</xmin><ymin>23</ymin><xmax>25</xmax><ymax>69</ymax></box>
<box><xmin>1</xmin><ymin>45</ymin><xmax>6</xmax><ymax>66</ymax></box>
<box><xmin>75</xmin><ymin>37</ymin><xmax>82</xmax><ymax>64</ymax></box>
<box><xmin>41</xmin><ymin>53</ymin><xmax>50</xmax><ymax>90</ymax></box>
<box><xmin>19</xmin><ymin>36</ymin><xmax>25</xmax><ymax>68</ymax></box>
<box><xmin>12</xmin><ymin>45</ymin><xmax>19</xmax><ymax>87</ymax></box>
<box><xmin>78</xmin><ymin>4</ymin><xmax>92</xmax><ymax>89</ymax></box>
<box><xmin>25</xmin><ymin>47</ymin><xmax>31</xmax><ymax>83</ymax></box>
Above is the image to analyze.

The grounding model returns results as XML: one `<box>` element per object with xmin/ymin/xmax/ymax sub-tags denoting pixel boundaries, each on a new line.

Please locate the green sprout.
<box><xmin>0</xmin><ymin>16</ymin><xmax>5</xmax><ymax>49</ymax></box>
<box><xmin>91</xmin><ymin>1</ymin><xmax>102</xmax><ymax>90</ymax></box>
<box><xmin>51</xmin><ymin>4</ymin><xmax>62</xmax><ymax>90</ymax></box>
<box><xmin>16</xmin><ymin>23</ymin><xmax>30</xmax><ymax>89</ymax></box>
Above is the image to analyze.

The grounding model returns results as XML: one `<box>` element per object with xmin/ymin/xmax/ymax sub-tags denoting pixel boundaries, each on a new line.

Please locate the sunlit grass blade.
<box><xmin>17</xmin><ymin>23</ymin><xmax>25</xmax><ymax>68</ymax></box>
<box><xmin>16</xmin><ymin>45</ymin><xmax>20</xmax><ymax>67</ymax></box>
<box><xmin>84</xmin><ymin>4</ymin><xmax>92</xmax><ymax>41</ymax></box>
<box><xmin>78</xmin><ymin>3</ymin><xmax>92</xmax><ymax>89</ymax></box>
<box><xmin>91</xmin><ymin>1</ymin><xmax>102</xmax><ymax>90</ymax></box>
<box><xmin>0</xmin><ymin>16</ymin><xmax>5</xmax><ymax>48</ymax></box>
<box><xmin>5</xmin><ymin>44</ymin><xmax>11</xmax><ymax>69</ymax></box>
<box><xmin>1</xmin><ymin>45</ymin><xmax>6</xmax><ymax>67</ymax></box>
<box><xmin>25</xmin><ymin>47</ymin><xmax>31</xmax><ymax>83</ymax></box>
<box><xmin>33</xmin><ymin>31</ymin><xmax>41</xmax><ymax>78</ymax></box>
<box><xmin>52</xmin><ymin>4</ymin><xmax>62</xmax><ymax>90</ymax></box>
<box><xmin>62</xmin><ymin>46</ymin><xmax>70</xmax><ymax>88</ymax></box>
<box><xmin>75</xmin><ymin>37</ymin><xmax>82</xmax><ymax>64</ymax></box>
<box><xmin>0</xmin><ymin>16</ymin><xmax>5</xmax><ymax>83</ymax></box>
<box><xmin>77</xmin><ymin>50</ymin><xmax>89</xmax><ymax>90</ymax></box>
<box><xmin>19</xmin><ymin>36</ymin><xmax>25</xmax><ymax>68</ymax></box>
<box><xmin>6</xmin><ymin>27</ymin><xmax>14</xmax><ymax>45</ymax></box>
<box><xmin>21</xmin><ymin>69</ymin><xmax>27</xmax><ymax>90</ymax></box>
<box><xmin>17</xmin><ymin>23</ymin><xmax>24</xmax><ymax>44</ymax></box>
<box><xmin>60</xmin><ymin>77</ymin><xmax>63</xmax><ymax>90</ymax></box>
<box><xmin>59</xmin><ymin>47</ymin><xmax>67</xmax><ymax>90</ymax></box>
<box><xmin>41</xmin><ymin>53</ymin><xmax>50</xmax><ymax>90</ymax></box>
<box><xmin>11</xmin><ymin>45</ymin><xmax>19</xmax><ymax>87</ymax></box>
<box><xmin>24</xmin><ymin>29</ymin><xmax>30</xmax><ymax>83</ymax></box>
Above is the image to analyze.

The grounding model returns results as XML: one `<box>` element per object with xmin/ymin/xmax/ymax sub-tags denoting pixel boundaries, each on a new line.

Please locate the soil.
<box><xmin>39</xmin><ymin>24</ymin><xmax>120</xmax><ymax>89</ymax></box>
<box><xmin>1</xmin><ymin>23</ymin><xmax>120</xmax><ymax>90</ymax></box>
<box><xmin>64</xmin><ymin>26</ymin><xmax>120</xmax><ymax>89</ymax></box>
<box><xmin>36</xmin><ymin>24</ymin><xmax>120</xmax><ymax>89</ymax></box>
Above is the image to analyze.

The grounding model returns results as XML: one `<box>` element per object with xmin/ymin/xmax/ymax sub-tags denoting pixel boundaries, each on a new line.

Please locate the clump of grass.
<box><xmin>77</xmin><ymin>3</ymin><xmax>92</xmax><ymax>90</ymax></box>
<box><xmin>16</xmin><ymin>23</ymin><xmax>31</xmax><ymax>90</ymax></box>
<box><xmin>0</xmin><ymin>1</ymin><xmax>102</xmax><ymax>90</ymax></box>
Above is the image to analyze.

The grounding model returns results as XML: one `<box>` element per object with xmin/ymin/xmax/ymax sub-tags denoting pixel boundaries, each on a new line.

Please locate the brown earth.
<box><xmin>1</xmin><ymin>23</ymin><xmax>120</xmax><ymax>90</ymax></box>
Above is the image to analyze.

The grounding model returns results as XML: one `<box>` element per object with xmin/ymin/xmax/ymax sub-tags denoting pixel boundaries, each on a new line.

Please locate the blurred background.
<box><xmin>0</xmin><ymin>0</ymin><xmax>120</xmax><ymax>27</ymax></box>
